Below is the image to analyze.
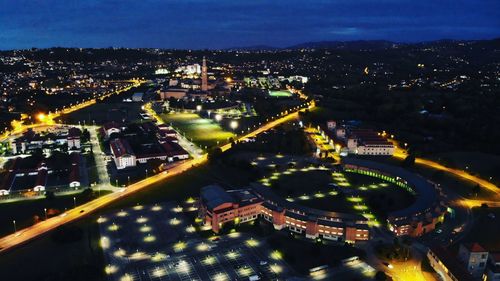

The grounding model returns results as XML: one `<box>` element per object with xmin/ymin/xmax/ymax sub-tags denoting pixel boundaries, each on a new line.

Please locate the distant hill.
<box><xmin>226</xmin><ymin>38</ymin><xmax>500</xmax><ymax>51</ymax></box>
<box><xmin>226</xmin><ymin>45</ymin><xmax>279</xmax><ymax>51</ymax></box>
<box><xmin>285</xmin><ymin>40</ymin><xmax>398</xmax><ymax>50</ymax></box>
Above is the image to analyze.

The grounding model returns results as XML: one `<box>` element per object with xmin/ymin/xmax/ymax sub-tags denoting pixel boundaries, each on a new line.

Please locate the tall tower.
<box><xmin>201</xmin><ymin>56</ymin><xmax>208</xmax><ymax>92</ymax></box>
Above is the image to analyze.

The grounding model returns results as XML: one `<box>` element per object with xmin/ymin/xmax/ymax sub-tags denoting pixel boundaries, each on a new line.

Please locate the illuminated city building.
<box><xmin>199</xmin><ymin>184</ymin><xmax>370</xmax><ymax>243</ymax></box>
<box><xmin>199</xmin><ymin>185</ymin><xmax>262</xmax><ymax>233</ymax></box>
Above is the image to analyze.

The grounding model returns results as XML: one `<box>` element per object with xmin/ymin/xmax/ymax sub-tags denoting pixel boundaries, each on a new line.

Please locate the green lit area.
<box><xmin>344</xmin><ymin>168</ymin><xmax>416</xmax><ymax>195</ymax></box>
<box><xmin>269</xmin><ymin>90</ymin><xmax>293</xmax><ymax>97</ymax></box>
<box><xmin>160</xmin><ymin>112</ymin><xmax>235</xmax><ymax>148</ymax></box>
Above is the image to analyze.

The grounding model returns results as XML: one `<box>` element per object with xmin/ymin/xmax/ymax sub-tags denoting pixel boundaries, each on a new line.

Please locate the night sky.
<box><xmin>1</xmin><ymin>0</ymin><xmax>499</xmax><ymax>50</ymax></box>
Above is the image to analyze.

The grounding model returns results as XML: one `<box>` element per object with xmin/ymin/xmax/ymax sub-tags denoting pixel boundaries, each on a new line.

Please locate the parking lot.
<box><xmin>98</xmin><ymin>202</ymin><xmax>293</xmax><ymax>281</ymax></box>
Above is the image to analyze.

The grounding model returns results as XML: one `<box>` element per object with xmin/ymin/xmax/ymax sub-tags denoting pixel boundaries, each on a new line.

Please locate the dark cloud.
<box><xmin>0</xmin><ymin>0</ymin><xmax>499</xmax><ymax>49</ymax></box>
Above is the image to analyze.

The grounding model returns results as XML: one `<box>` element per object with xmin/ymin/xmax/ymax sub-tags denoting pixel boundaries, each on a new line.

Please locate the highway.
<box><xmin>0</xmin><ymin>101</ymin><xmax>314</xmax><ymax>253</ymax></box>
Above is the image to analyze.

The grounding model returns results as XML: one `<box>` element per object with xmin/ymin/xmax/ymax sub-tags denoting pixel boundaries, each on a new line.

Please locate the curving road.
<box><xmin>393</xmin><ymin>149</ymin><xmax>499</xmax><ymax>196</ymax></box>
<box><xmin>0</xmin><ymin>101</ymin><xmax>314</xmax><ymax>253</ymax></box>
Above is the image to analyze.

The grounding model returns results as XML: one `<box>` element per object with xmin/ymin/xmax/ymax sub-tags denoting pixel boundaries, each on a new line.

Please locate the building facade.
<box><xmin>199</xmin><ymin>185</ymin><xmax>262</xmax><ymax>233</ymax></box>
<box><xmin>486</xmin><ymin>253</ymin><xmax>500</xmax><ymax>281</ymax></box>
<box><xmin>458</xmin><ymin>243</ymin><xmax>489</xmax><ymax>279</ymax></box>
<box><xmin>199</xmin><ymin>184</ymin><xmax>370</xmax><ymax>243</ymax></box>
<box><xmin>427</xmin><ymin>246</ymin><xmax>475</xmax><ymax>281</ymax></box>
<box><xmin>110</xmin><ymin>138</ymin><xmax>136</xmax><ymax>169</ymax></box>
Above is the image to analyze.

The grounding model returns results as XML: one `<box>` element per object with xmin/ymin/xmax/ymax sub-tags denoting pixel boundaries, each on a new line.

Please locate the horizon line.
<box><xmin>1</xmin><ymin>36</ymin><xmax>499</xmax><ymax>52</ymax></box>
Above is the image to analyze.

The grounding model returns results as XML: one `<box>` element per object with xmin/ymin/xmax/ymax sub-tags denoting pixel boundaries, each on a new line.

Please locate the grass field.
<box><xmin>56</xmin><ymin>84</ymin><xmax>151</xmax><ymax>125</ymax></box>
<box><xmin>301</xmin><ymin>196</ymin><xmax>355</xmax><ymax>213</ymax></box>
<box><xmin>269</xmin><ymin>90</ymin><xmax>293</xmax><ymax>97</ymax></box>
<box><xmin>160</xmin><ymin>112</ymin><xmax>235</xmax><ymax>148</ymax></box>
<box><xmin>265</xmin><ymin>167</ymin><xmax>415</xmax><ymax>219</ymax></box>
<box><xmin>0</xmin><ymin>216</ymin><xmax>105</xmax><ymax>281</ymax></box>
<box><xmin>344</xmin><ymin>172</ymin><xmax>416</xmax><ymax>215</ymax></box>
<box><xmin>57</xmin><ymin>101</ymin><xmax>145</xmax><ymax>125</ymax></box>
<box><xmin>270</xmin><ymin>169</ymin><xmax>333</xmax><ymax>197</ymax></box>
<box><xmin>428</xmin><ymin>151</ymin><xmax>500</xmax><ymax>186</ymax></box>
<box><xmin>0</xmin><ymin>190</ymin><xmax>112</xmax><ymax>237</ymax></box>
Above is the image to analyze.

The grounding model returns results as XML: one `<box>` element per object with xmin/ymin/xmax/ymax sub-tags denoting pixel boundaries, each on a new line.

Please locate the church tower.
<box><xmin>201</xmin><ymin>56</ymin><xmax>208</xmax><ymax>91</ymax></box>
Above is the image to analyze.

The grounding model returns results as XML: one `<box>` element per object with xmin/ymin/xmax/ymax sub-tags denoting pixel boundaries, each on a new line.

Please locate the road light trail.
<box><xmin>393</xmin><ymin>151</ymin><xmax>500</xmax><ymax>196</ymax></box>
<box><xmin>0</xmin><ymin>101</ymin><xmax>314</xmax><ymax>253</ymax></box>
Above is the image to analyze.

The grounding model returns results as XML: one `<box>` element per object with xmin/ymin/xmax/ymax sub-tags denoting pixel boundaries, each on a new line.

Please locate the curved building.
<box><xmin>199</xmin><ymin>184</ymin><xmax>370</xmax><ymax>243</ymax></box>
<box><xmin>342</xmin><ymin>158</ymin><xmax>447</xmax><ymax>237</ymax></box>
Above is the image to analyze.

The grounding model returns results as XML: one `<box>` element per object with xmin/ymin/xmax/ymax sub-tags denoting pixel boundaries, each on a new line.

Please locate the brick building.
<box><xmin>198</xmin><ymin>184</ymin><xmax>370</xmax><ymax>243</ymax></box>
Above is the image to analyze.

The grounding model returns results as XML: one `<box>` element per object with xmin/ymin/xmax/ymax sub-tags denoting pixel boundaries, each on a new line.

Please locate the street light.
<box><xmin>44</xmin><ymin>208</ymin><xmax>47</xmax><ymax>220</ymax></box>
<box><xmin>73</xmin><ymin>197</ymin><xmax>76</xmax><ymax>208</ymax></box>
<box><xmin>215</xmin><ymin>114</ymin><xmax>222</xmax><ymax>122</ymax></box>
<box><xmin>230</xmin><ymin>120</ymin><xmax>238</xmax><ymax>130</ymax></box>
<box><xmin>13</xmin><ymin>220</ymin><xmax>16</xmax><ymax>233</ymax></box>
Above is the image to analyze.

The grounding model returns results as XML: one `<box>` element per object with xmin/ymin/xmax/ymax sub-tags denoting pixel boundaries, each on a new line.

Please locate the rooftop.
<box><xmin>200</xmin><ymin>185</ymin><xmax>235</xmax><ymax>210</ymax></box>
<box><xmin>463</xmin><ymin>242</ymin><xmax>487</xmax><ymax>253</ymax></box>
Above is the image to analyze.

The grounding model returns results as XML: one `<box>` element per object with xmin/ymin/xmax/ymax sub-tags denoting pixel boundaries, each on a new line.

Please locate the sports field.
<box><xmin>160</xmin><ymin>112</ymin><xmax>235</xmax><ymax>148</ymax></box>
<box><xmin>268</xmin><ymin>90</ymin><xmax>293</xmax><ymax>97</ymax></box>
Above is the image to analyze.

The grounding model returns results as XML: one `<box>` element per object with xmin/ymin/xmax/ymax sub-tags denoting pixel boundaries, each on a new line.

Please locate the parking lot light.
<box><xmin>151</xmin><ymin>267</ymin><xmax>167</xmax><ymax>278</ymax></box>
<box><xmin>245</xmin><ymin>238</ymin><xmax>259</xmax><ymax>247</ymax></box>
<box><xmin>270</xmin><ymin>250</ymin><xmax>283</xmax><ymax>260</ymax></box>
<box><xmin>104</xmin><ymin>264</ymin><xmax>118</xmax><ymax>275</ymax></box>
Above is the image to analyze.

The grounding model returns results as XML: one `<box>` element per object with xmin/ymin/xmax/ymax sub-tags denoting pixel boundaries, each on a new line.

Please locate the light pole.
<box><xmin>145</xmin><ymin>169</ymin><xmax>148</xmax><ymax>178</ymax></box>
<box><xmin>128</xmin><ymin>176</ymin><xmax>130</xmax><ymax>186</ymax></box>
<box><xmin>73</xmin><ymin>197</ymin><xmax>76</xmax><ymax>208</ymax></box>
<box><xmin>44</xmin><ymin>208</ymin><xmax>47</xmax><ymax>220</ymax></box>
<box><xmin>13</xmin><ymin>220</ymin><xmax>16</xmax><ymax>233</ymax></box>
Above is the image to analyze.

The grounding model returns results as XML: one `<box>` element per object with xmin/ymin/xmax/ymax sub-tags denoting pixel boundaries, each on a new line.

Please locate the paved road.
<box><xmin>393</xmin><ymin>149</ymin><xmax>500</xmax><ymax>197</ymax></box>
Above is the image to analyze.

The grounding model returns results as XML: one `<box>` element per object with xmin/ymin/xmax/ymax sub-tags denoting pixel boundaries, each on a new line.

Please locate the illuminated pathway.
<box><xmin>0</xmin><ymin>101</ymin><xmax>314</xmax><ymax>253</ymax></box>
<box><xmin>393</xmin><ymin>149</ymin><xmax>500</xmax><ymax>197</ymax></box>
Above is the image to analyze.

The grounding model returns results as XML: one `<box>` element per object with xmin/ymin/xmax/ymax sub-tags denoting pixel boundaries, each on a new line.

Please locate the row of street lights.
<box><xmin>12</xmin><ymin>196</ymin><xmax>77</xmax><ymax>234</ymax></box>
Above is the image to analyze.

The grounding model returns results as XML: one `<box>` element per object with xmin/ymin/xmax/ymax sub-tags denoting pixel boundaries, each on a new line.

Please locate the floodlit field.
<box><xmin>269</xmin><ymin>90</ymin><xmax>293</xmax><ymax>97</ymax></box>
<box><xmin>269</xmin><ymin>91</ymin><xmax>292</xmax><ymax>98</ymax></box>
<box><xmin>160</xmin><ymin>112</ymin><xmax>235</xmax><ymax>148</ymax></box>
